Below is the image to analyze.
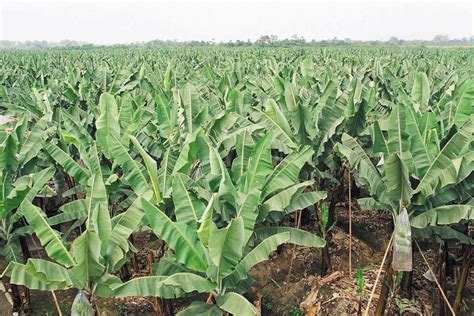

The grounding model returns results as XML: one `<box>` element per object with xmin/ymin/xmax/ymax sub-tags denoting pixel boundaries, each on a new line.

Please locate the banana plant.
<box><xmin>147</xmin><ymin>126</ymin><xmax>327</xmax><ymax>229</ymax></box>
<box><xmin>99</xmin><ymin>126</ymin><xmax>326</xmax><ymax>314</ymax></box>
<box><xmin>0</xmin><ymin>112</ymin><xmax>54</xmax><ymax>261</ymax></box>
<box><xmin>0</xmin><ymin>167</ymin><xmax>55</xmax><ymax>261</ymax></box>
<box><xmin>1</xmin><ymin>143</ymin><xmax>147</xmax><ymax>314</ymax></box>
<box><xmin>128</xmin><ymin>122</ymin><xmax>327</xmax><ymax>242</ymax></box>
<box><xmin>337</xmin><ymin>103</ymin><xmax>473</xmax><ymax>272</ymax></box>
<box><xmin>105</xmin><ymin>192</ymin><xmax>324</xmax><ymax>316</ymax></box>
<box><xmin>255</xmin><ymin>69</ymin><xmax>376</xmax><ymax>275</ymax></box>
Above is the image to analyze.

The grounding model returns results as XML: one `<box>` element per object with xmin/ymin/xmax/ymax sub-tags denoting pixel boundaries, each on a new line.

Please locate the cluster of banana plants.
<box><xmin>336</xmin><ymin>61</ymin><xmax>474</xmax><ymax>311</ymax></box>
<box><xmin>0</xmin><ymin>46</ymin><xmax>472</xmax><ymax>314</ymax></box>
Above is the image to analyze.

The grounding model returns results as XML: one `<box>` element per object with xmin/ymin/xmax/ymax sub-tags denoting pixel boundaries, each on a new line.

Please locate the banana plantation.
<box><xmin>0</xmin><ymin>47</ymin><xmax>472</xmax><ymax>315</ymax></box>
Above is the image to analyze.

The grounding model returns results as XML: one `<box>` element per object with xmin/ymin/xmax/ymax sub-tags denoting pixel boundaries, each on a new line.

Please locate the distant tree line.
<box><xmin>1</xmin><ymin>34</ymin><xmax>473</xmax><ymax>50</ymax></box>
<box><xmin>0</xmin><ymin>40</ymin><xmax>92</xmax><ymax>50</ymax></box>
<box><xmin>248</xmin><ymin>34</ymin><xmax>474</xmax><ymax>47</ymax></box>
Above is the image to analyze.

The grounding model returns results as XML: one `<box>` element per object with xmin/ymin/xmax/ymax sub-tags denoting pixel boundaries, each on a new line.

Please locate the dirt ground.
<box><xmin>250</xmin><ymin>204</ymin><xmax>393</xmax><ymax>315</ymax></box>
<box><xmin>249</xmin><ymin>203</ymin><xmax>473</xmax><ymax>316</ymax></box>
<box><xmin>1</xmin><ymin>202</ymin><xmax>472</xmax><ymax>315</ymax></box>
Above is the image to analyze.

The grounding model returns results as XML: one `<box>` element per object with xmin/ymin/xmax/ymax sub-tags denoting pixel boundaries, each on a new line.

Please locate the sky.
<box><xmin>0</xmin><ymin>0</ymin><xmax>473</xmax><ymax>44</ymax></box>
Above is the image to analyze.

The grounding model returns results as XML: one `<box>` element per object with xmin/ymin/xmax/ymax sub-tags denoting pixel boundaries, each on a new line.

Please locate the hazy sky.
<box><xmin>1</xmin><ymin>0</ymin><xmax>472</xmax><ymax>44</ymax></box>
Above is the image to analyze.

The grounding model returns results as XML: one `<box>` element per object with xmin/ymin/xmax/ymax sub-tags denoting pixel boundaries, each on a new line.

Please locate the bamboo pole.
<box><xmin>286</xmin><ymin>209</ymin><xmax>302</xmax><ymax>285</ymax></box>
<box><xmin>348</xmin><ymin>170</ymin><xmax>352</xmax><ymax>276</ymax></box>
<box><xmin>364</xmin><ymin>234</ymin><xmax>393</xmax><ymax>316</ymax></box>
<box><xmin>414</xmin><ymin>239</ymin><xmax>455</xmax><ymax>315</ymax></box>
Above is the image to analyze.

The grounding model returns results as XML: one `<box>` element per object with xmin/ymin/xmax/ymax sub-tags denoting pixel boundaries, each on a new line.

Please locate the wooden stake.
<box><xmin>51</xmin><ymin>291</ymin><xmax>63</xmax><ymax>316</ymax></box>
<box><xmin>414</xmin><ymin>239</ymin><xmax>455</xmax><ymax>315</ymax></box>
<box><xmin>286</xmin><ymin>210</ymin><xmax>302</xmax><ymax>286</ymax></box>
<box><xmin>413</xmin><ymin>239</ymin><xmax>456</xmax><ymax>315</ymax></box>
<box><xmin>348</xmin><ymin>170</ymin><xmax>352</xmax><ymax>276</ymax></box>
<box><xmin>364</xmin><ymin>234</ymin><xmax>393</xmax><ymax>316</ymax></box>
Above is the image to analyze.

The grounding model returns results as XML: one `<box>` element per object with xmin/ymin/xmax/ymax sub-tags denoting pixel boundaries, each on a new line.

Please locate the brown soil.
<box><xmin>248</xmin><ymin>203</ymin><xmax>473</xmax><ymax>316</ymax></box>
<box><xmin>250</xmin><ymin>204</ymin><xmax>393</xmax><ymax>315</ymax></box>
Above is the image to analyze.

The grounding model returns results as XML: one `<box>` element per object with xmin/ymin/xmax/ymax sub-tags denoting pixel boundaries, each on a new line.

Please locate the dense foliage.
<box><xmin>0</xmin><ymin>46</ymin><xmax>472</xmax><ymax>314</ymax></box>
